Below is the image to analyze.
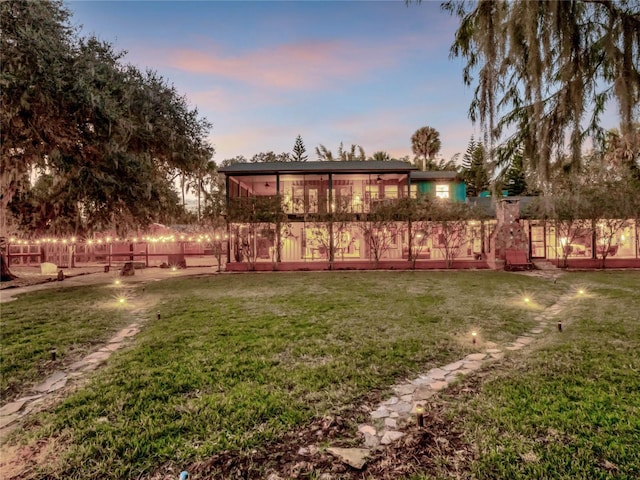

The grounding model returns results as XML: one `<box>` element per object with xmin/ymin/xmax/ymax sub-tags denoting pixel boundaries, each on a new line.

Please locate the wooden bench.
<box><xmin>504</xmin><ymin>249</ymin><xmax>533</xmax><ymax>271</ymax></box>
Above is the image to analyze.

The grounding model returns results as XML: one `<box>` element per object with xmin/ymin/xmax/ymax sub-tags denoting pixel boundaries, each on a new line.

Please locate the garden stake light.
<box><xmin>157</xmin><ymin>311</ymin><xmax>161</xmax><ymax>320</ymax></box>
<box><xmin>51</xmin><ymin>349</ymin><xmax>57</xmax><ymax>361</ymax></box>
<box><xmin>415</xmin><ymin>405</ymin><xmax>425</xmax><ymax>427</ymax></box>
<box><xmin>472</xmin><ymin>331</ymin><xmax>477</xmax><ymax>345</ymax></box>
<box><xmin>558</xmin><ymin>319</ymin><xmax>562</xmax><ymax>332</ymax></box>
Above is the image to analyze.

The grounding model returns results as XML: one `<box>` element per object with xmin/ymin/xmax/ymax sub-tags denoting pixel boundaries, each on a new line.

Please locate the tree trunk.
<box><xmin>1</xmin><ymin>254</ymin><xmax>17</xmax><ymax>281</ymax></box>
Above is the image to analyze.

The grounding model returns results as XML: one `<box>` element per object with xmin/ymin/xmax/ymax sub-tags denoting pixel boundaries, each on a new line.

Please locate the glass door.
<box><xmin>530</xmin><ymin>224</ymin><xmax>546</xmax><ymax>259</ymax></box>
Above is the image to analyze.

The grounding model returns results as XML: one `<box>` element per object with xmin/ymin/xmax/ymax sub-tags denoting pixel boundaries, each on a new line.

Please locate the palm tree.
<box><xmin>411</xmin><ymin>126</ymin><xmax>442</xmax><ymax>171</ymax></box>
<box><xmin>369</xmin><ymin>151</ymin><xmax>391</xmax><ymax>161</ymax></box>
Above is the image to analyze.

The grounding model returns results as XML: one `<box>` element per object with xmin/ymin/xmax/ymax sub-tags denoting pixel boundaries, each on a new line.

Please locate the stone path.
<box><xmin>325</xmin><ymin>288</ymin><xmax>576</xmax><ymax>470</ymax></box>
<box><xmin>0</xmin><ymin>267</ymin><xmax>218</xmax><ymax>441</ymax></box>
<box><xmin>0</xmin><ymin>314</ymin><xmax>144</xmax><ymax>440</ymax></box>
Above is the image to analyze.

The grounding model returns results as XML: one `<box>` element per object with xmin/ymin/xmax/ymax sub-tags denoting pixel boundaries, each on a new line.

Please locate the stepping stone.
<box><xmin>430</xmin><ymin>381</ymin><xmax>448</xmax><ymax>391</ymax></box>
<box><xmin>426</xmin><ymin>368</ymin><xmax>447</xmax><ymax>380</ymax></box>
<box><xmin>34</xmin><ymin>371</ymin><xmax>66</xmax><ymax>393</ymax></box>
<box><xmin>383</xmin><ymin>396</ymin><xmax>399</xmax><ymax>406</ymax></box>
<box><xmin>358</xmin><ymin>424</ymin><xmax>376</xmax><ymax>436</ymax></box>
<box><xmin>490</xmin><ymin>352</ymin><xmax>504</xmax><ymax>360</ymax></box>
<box><xmin>0</xmin><ymin>413</ymin><xmax>19</xmax><ymax>429</ymax></box>
<box><xmin>411</xmin><ymin>377</ymin><xmax>431</xmax><ymax>386</ymax></box>
<box><xmin>462</xmin><ymin>361</ymin><xmax>482</xmax><ymax>371</ymax></box>
<box><xmin>83</xmin><ymin>351</ymin><xmax>111</xmax><ymax>364</ymax></box>
<box><xmin>485</xmin><ymin>348</ymin><xmax>501</xmax><ymax>354</ymax></box>
<box><xmin>457</xmin><ymin>368</ymin><xmax>475</xmax><ymax>375</ymax></box>
<box><xmin>484</xmin><ymin>341</ymin><xmax>497</xmax><ymax>348</ymax></box>
<box><xmin>506</xmin><ymin>345</ymin><xmax>523</xmax><ymax>351</ymax></box>
<box><xmin>363</xmin><ymin>432</ymin><xmax>380</xmax><ymax>448</ymax></box>
<box><xmin>515</xmin><ymin>337</ymin><xmax>534</xmax><ymax>345</ymax></box>
<box><xmin>380</xmin><ymin>431</ymin><xmax>404</xmax><ymax>445</ymax></box>
<box><xmin>327</xmin><ymin>447</ymin><xmax>370</xmax><ymax>469</ymax></box>
<box><xmin>442</xmin><ymin>361</ymin><xmax>465</xmax><ymax>371</ymax></box>
<box><xmin>400</xmin><ymin>394</ymin><xmax>413</xmax><ymax>402</ymax></box>
<box><xmin>384</xmin><ymin>418</ymin><xmax>397</xmax><ymax>429</ymax></box>
<box><xmin>465</xmin><ymin>353</ymin><xmax>487</xmax><ymax>361</ymax></box>
<box><xmin>0</xmin><ymin>400</ymin><xmax>27</xmax><ymax>417</ymax></box>
<box><xmin>413</xmin><ymin>386</ymin><xmax>436</xmax><ymax>400</ymax></box>
<box><xmin>530</xmin><ymin>328</ymin><xmax>544</xmax><ymax>334</ymax></box>
<box><xmin>389</xmin><ymin>402</ymin><xmax>412</xmax><ymax>414</ymax></box>
<box><xmin>393</xmin><ymin>384</ymin><xmax>416</xmax><ymax>396</ymax></box>
<box><xmin>540</xmin><ymin>322</ymin><xmax>548</xmax><ymax>326</ymax></box>
<box><xmin>48</xmin><ymin>376</ymin><xmax>67</xmax><ymax>392</ymax></box>
<box><xmin>389</xmin><ymin>412</ymin><xmax>399</xmax><ymax>418</ymax></box>
<box><xmin>371</xmin><ymin>407</ymin><xmax>389</xmax><ymax>419</ymax></box>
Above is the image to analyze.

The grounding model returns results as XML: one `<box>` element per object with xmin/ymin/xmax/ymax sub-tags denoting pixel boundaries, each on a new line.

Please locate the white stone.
<box><xmin>380</xmin><ymin>431</ymin><xmax>404</xmax><ymax>445</ymax></box>
<box><xmin>442</xmin><ymin>361</ymin><xmax>464</xmax><ymax>371</ymax></box>
<box><xmin>363</xmin><ymin>433</ymin><xmax>380</xmax><ymax>448</ymax></box>
<box><xmin>384</xmin><ymin>417</ymin><xmax>397</xmax><ymax>429</ymax></box>
<box><xmin>413</xmin><ymin>385</ymin><xmax>436</xmax><ymax>400</ymax></box>
<box><xmin>34</xmin><ymin>371</ymin><xmax>66</xmax><ymax>393</ymax></box>
<box><xmin>490</xmin><ymin>352</ymin><xmax>505</xmax><ymax>360</ymax></box>
<box><xmin>430</xmin><ymin>381</ymin><xmax>448</xmax><ymax>391</ymax></box>
<box><xmin>426</xmin><ymin>368</ymin><xmax>447</xmax><ymax>380</ymax></box>
<box><xmin>465</xmin><ymin>353</ymin><xmax>487</xmax><ymax>361</ymax></box>
<box><xmin>0</xmin><ymin>400</ymin><xmax>28</xmax><ymax>417</ymax></box>
<box><xmin>515</xmin><ymin>336</ymin><xmax>534</xmax><ymax>345</ymax></box>
<box><xmin>371</xmin><ymin>407</ymin><xmax>389</xmax><ymax>419</ymax></box>
<box><xmin>389</xmin><ymin>401</ymin><xmax>412</xmax><ymax>414</ymax></box>
<box><xmin>531</xmin><ymin>328</ymin><xmax>544</xmax><ymax>334</ymax></box>
<box><xmin>326</xmin><ymin>447</ymin><xmax>370</xmax><ymax>469</ymax></box>
<box><xmin>485</xmin><ymin>348</ymin><xmax>501</xmax><ymax>354</ymax></box>
<box><xmin>358</xmin><ymin>424</ymin><xmax>377</xmax><ymax>436</ymax></box>
<box><xmin>383</xmin><ymin>396</ymin><xmax>399</xmax><ymax>406</ymax></box>
<box><xmin>393</xmin><ymin>384</ymin><xmax>416</xmax><ymax>396</ymax></box>
<box><xmin>462</xmin><ymin>361</ymin><xmax>482</xmax><ymax>371</ymax></box>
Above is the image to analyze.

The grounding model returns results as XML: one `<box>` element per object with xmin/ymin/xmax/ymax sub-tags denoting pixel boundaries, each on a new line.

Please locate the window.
<box><xmin>384</xmin><ymin>185</ymin><xmax>398</xmax><ymax>199</ymax></box>
<box><xmin>435</xmin><ymin>184</ymin><xmax>449</xmax><ymax>199</ymax></box>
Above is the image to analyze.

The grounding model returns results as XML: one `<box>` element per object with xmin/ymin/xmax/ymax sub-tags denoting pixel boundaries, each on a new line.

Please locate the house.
<box><xmin>410</xmin><ymin>171</ymin><xmax>466</xmax><ymax>202</ymax></box>
<box><xmin>218</xmin><ymin>161</ymin><xmax>488</xmax><ymax>271</ymax></box>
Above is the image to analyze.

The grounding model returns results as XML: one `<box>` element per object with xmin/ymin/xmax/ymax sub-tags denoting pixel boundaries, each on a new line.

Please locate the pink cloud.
<box><xmin>155</xmin><ymin>39</ymin><xmax>407</xmax><ymax>90</ymax></box>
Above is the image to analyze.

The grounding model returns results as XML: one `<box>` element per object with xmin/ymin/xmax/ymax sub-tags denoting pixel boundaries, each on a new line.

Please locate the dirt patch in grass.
<box><xmin>0</xmin><ymin>437</ymin><xmax>64</xmax><ymax>480</ymax></box>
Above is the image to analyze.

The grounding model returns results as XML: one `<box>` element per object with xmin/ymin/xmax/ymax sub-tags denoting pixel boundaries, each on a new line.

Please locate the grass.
<box><xmin>2</xmin><ymin>271</ymin><xmax>558</xmax><ymax>479</ymax></box>
<box><xmin>0</xmin><ymin>282</ymin><xmax>136</xmax><ymax>400</ymax></box>
<box><xmin>416</xmin><ymin>271</ymin><xmax>640</xmax><ymax>480</ymax></box>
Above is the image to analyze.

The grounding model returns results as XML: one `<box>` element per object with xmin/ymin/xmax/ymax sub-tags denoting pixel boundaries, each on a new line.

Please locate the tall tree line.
<box><xmin>442</xmin><ymin>0</ymin><xmax>640</xmax><ymax>180</ymax></box>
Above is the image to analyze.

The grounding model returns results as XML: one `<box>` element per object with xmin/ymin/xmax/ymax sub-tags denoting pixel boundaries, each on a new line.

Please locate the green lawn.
<box><xmin>2</xmin><ymin>271</ymin><xmax>637</xmax><ymax>479</ymax></box>
<box><xmin>1</xmin><ymin>283</ymin><xmax>134</xmax><ymax>400</ymax></box>
<box><xmin>414</xmin><ymin>271</ymin><xmax>640</xmax><ymax>480</ymax></box>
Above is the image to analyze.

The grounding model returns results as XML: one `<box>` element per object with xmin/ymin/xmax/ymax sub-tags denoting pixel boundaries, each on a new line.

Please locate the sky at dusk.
<box><xmin>67</xmin><ymin>1</ymin><xmax>483</xmax><ymax>165</ymax></box>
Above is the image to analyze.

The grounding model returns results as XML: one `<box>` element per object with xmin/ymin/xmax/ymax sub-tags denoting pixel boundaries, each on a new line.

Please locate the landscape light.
<box><xmin>118</xmin><ymin>297</ymin><xmax>126</xmax><ymax>304</ymax></box>
<box><xmin>114</xmin><ymin>279</ymin><xmax>121</xmax><ymax>285</ymax></box>
<box><xmin>524</xmin><ymin>297</ymin><xmax>530</xmax><ymax>303</ymax></box>
<box><xmin>472</xmin><ymin>331</ymin><xmax>477</xmax><ymax>344</ymax></box>
<box><xmin>578</xmin><ymin>289</ymin><xmax>584</xmax><ymax>295</ymax></box>
<box><xmin>557</xmin><ymin>319</ymin><xmax>562</xmax><ymax>332</ymax></box>
<box><xmin>171</xmin><ymin>266</ymin><xmax>177</xmax><ymax>272</ymax></box>
<box><xmin>415</xmin><ymin>404</ymin><xmax>425</xmax><ymax>427</ymax></box>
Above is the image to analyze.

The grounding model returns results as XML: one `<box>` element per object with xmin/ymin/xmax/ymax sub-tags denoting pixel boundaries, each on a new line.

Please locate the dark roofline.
<box><xmin>218</xmin><ymin>160</ymin><xmax>417</xmax><ymax>175</ymax></box>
